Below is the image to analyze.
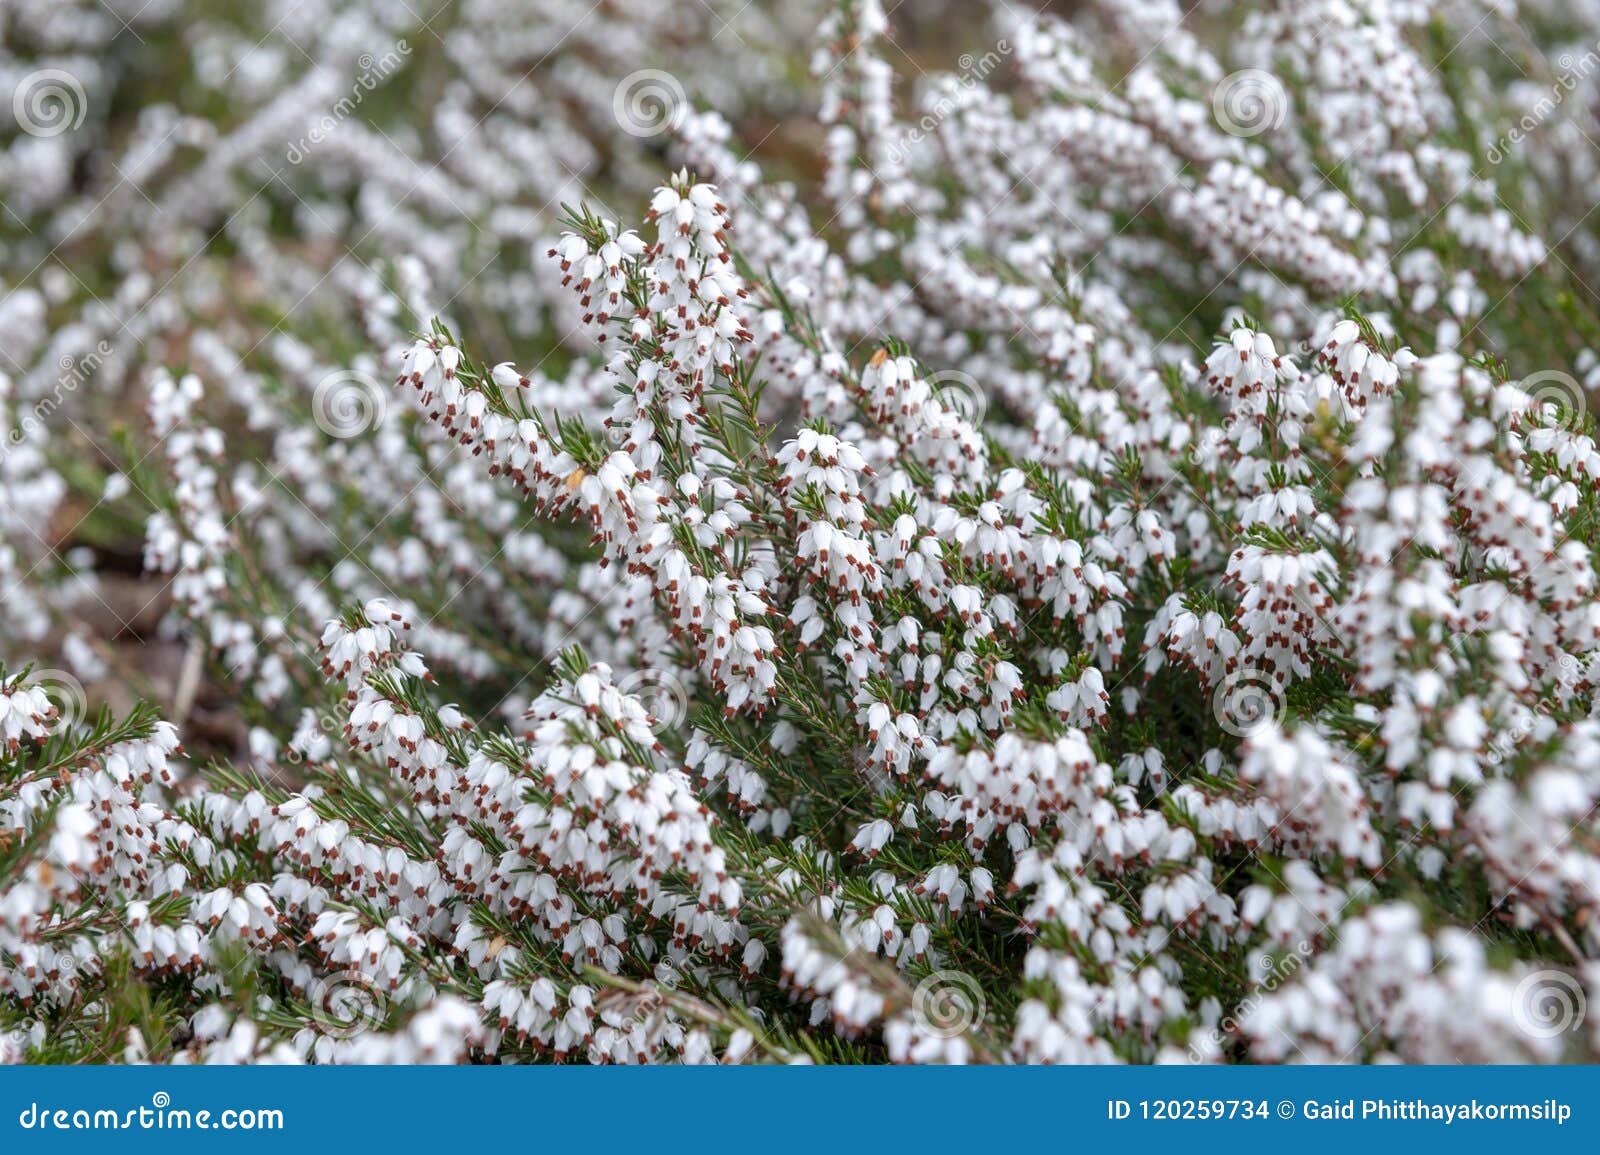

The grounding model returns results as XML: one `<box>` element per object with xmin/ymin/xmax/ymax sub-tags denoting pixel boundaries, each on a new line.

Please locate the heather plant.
<box><xmin>4</xmin><ymin>0</ymin><xmax>1600</xmax><ymax>1064</ymax></box>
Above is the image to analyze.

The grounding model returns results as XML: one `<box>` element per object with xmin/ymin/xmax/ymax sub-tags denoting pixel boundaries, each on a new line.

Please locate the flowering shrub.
<box><xmin>4</xmin><ymin>0</ymin><xmax>1600</xmax><ymax>1064</ymax></box>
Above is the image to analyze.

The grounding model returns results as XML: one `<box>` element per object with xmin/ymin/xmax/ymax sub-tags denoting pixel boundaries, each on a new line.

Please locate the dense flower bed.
<box><xmin>3</xmin><ymin>0</ymin><xmax>1600</xmax><ymax>1063</ymax></box>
